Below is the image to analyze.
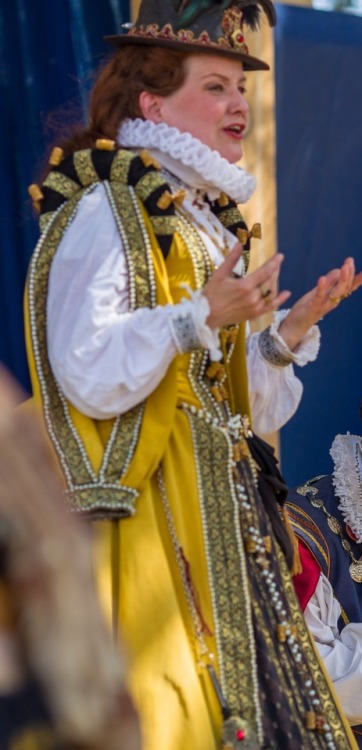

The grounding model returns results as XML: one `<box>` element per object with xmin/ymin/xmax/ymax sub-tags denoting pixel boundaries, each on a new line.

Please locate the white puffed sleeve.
<box><xmin>47</xmin><ymin>184</ymin><xmax>219</xmax><ymax>418</ymax></box>
<box><xmin>304</xmin><ymin>574</ymin><xmax>362</xmax><ymax>725</ymax></box>
<box><xmin>47</xmin><ymin>184</ymin><xmax>320</xmax><ymax>427</ymax></box>
<box><xmin>247</xmin><ymin>310</ymin><xmax>321</xmax><ymax>436</ymax></box>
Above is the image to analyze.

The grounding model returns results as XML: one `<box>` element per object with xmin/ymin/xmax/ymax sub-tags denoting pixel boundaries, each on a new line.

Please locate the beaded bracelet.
<box><xmin>169</xmin><ymin>310</ymin><xmax>201</xmax><ymax>353</ymax></box>
<box><xmin>258</xmin><ymin>325</ymin><xmax>294</xmax><ymax>367</ymax></box>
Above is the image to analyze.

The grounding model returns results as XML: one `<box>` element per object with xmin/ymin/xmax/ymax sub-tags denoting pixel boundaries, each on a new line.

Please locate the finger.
<box><xmin>268</xmin><ymin>290</ymin><xmax>291</xmax><ymax>310</ymax></box>
<box><xmin>264</xmin><ymin>265</ymin><xmax>282</xmax><ymax>298</ymax></box>
<box><xmin>315</xmin><ymin>272</ymin><xmax>347</xmax><ymax>305</ymax></box>
<box><xmin>351</xmin><ymin>270</ymin><xmax>362</xmax><ymax>292</ymax></box>
<box><xmin>318</xmin><ymin>269</ymin><xmax>341</xmax><ymax>290</ymax></box>
<box><xmin>248</xmin><ymin>253</ymin><xmax>285</xmax><ymax>288</ymax></box>
<box><xmin>337</xmin><ymin>257</ymin><xmax>355</xmax><ymax>291</ymax></box>
<box><xmin>325</xmin><ymin>259</ymin><xmax>355</xmax><ymax>300</ymax></box>
<box><xmin>217</xmin><ymin>243</ymin><xmax>243</xmax><ymax>277</ymax></box>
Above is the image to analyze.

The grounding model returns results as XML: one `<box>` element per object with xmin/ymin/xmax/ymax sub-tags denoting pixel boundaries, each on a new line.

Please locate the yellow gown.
<box><xmin>25</xmin><ymin>147</ymin><xmax>357</xmax><ymax>750</ymax></box>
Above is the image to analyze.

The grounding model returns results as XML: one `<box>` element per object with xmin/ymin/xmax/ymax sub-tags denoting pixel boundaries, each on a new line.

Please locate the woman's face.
<box><xmin>140</xmin><ymin>53</ymin><xmax>249</xmax><ymax>163</ymax></box>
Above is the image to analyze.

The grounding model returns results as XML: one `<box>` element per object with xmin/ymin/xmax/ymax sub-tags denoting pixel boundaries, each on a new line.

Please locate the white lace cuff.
<box><xmin>169</xmin><ymin>288</ymin><xmax>221</xmax><ymax>361</ymax></box>
<box><xmin>262</xmin><ymin>309</ymin><xmax>321</xmax><ymax>368</ymax></box>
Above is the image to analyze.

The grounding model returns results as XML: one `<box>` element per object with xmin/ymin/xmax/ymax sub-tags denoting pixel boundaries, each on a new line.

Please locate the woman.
<box><xmin>26</xmin><ymin>1</ymin><xmax>361</xmax><ymax>748</ymax></box>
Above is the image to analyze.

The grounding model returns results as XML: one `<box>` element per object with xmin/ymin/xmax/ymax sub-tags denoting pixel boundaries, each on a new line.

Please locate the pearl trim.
<box><xmin>28</xmin><ymin>185</ymin><xmax>141</xmax><ymax>514</ymax></box>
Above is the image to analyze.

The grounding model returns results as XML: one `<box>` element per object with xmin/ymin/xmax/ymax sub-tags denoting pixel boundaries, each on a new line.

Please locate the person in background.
<box><xmin>25</xmin><ymin>0</ymin><xmax>361</xmax><ymax>748</ymax></box>
<box><xmin>287</xmin><ymin>424</ymin><xmax>362</xmax><ymax>748</ymax></box>
<box><xmin>0</xmin><ymin>367</ymin><xmax>141</xmax><ymax>750</ymax></box>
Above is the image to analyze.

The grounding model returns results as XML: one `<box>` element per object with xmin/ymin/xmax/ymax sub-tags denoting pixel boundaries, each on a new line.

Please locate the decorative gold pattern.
<box><xmin>293</xmin><ymin>478</ymin><xmax>362</xmax><ymax>583</ymax></box>
<box><xmin>127</xmin><ymin>6</ymin><xmax>249</xmax><ymax>55</ymax></box>
<box><xmin>48</xmin><ymin>146</ymin><xmax>64</xmax><ymax>166</ymax></box>
<box><xmin>27</xmin><ymin>190</ymin><xmax>146</xmax><ymax>517</ymax></box>
<box><xmin>174</xmin><ymin>226</ymin><xmax>353</xmax><ymax>745</ymax></box>
<box><xmin>39</xmin><ymin>211</ymin><xmax>54</xmax><ymax>234</ymax></box>
<box><xmin>237</xmin><ymin>222</ymin><xmax>262</xmax><ymax>245</ymax></box>
<box><xmin>221</xmin><ymin>6</ymin><xmax>248</xmax><ymax>53</ymax></box>
<box><xmin>136</xmin><ymin>171</ymin><xmax>170</xmax><ymax>204</ymax></box>
<box><xmin>216</xmin><ymin>206</ymin><xmax>252</xmax><ymax>271</ymax></box>
<box><xmin>28</xmin><ymin>183</ymin><xmax>44</xmax><ymax>201</ymax></box>
<box><xmin>73</xmin><ymin>150</ymin><xmax>99</xmax><ymax>186</ymax></box>
<box><xmin>157</xmin><ymin>190</ymin><xmax>173</xmax><ymax>210</ymax></box>
<box><xmin>27</xmin><ymin>148</ymin><xmax>196</xmax><ymax>517</ymax></box>
<box><xmin>128</xmin><ymin>21</ymin><xmax>219</xmax><ymax>47</ymax></box>
<box><xmin>350</xmin><ymin>561</ymin><xmax>362</xmax><ymax>583</ymax></box>
<box><xmin>110</xmin><ymin>149</ymin><xmax>133</xmax><ymax>183</ymax></box>
<box><xmin>95</xmin><ymin>138</ymin><xmax>116</xmax><ymax>150</ymax></box>
<box><xmin>186</xmin><ymin>411</ymin><xmax>259</xmax><ymax>725</ymax></box>
<box><xmin>43</xmin><ymin>170</ymin><xmax>80</xmax><ymax>199</ymax></box>
<box><xmin>139</xmin><ymin>149</ymin><xmax>161</xmax><ymax>170</ymax></box>
<box><xmin>106</xmin><ymin>182</ymin><xmax>156</xmax><ymax>311</ymax></box>
<box><xmin>149</xmin><ymin>215</ymin><xmax>180</xmax><ymax>236</ymax></box>
<box><xmin>27</xmin><ymin>150</ymin><xmax>175</xmax><ymax>516</ymax></box>
<box><xmin>217</xmin><ymin>206</ymin><xmax>247</xmax><ymax>227</ymax></box>
<box><xmin>287</xmin><ymin>509</ymin><xmax>330</xmax><ymax>574</ymax></box>
<box><xmin>27</xmin><ymin>147</ymin><xmax>358</xmax><ymax>747</ymax></box>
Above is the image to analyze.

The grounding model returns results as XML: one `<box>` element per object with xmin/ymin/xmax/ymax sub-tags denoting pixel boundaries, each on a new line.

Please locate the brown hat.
<box><xmin>105</xmin><ymin>0</ymin><xmax>276</xmax><ymax>71</ymax></box>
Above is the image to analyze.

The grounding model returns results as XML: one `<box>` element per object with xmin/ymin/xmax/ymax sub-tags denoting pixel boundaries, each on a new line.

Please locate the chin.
<box><xmin>219</xmin><ymin>145</ymin><xmax>243</xmax><ymax>163</ymax></box>
<box><xmin>224</xmin><ymin>150</ymin><xmax>243</xmax><ymax>164</ymax></box>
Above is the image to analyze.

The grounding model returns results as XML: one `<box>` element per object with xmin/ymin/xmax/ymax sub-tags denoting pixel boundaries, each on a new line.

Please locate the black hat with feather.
<box><xmin>105</xmin><ymin>0</ymin><xmax>276</xmax><ymax>71</ymax></box>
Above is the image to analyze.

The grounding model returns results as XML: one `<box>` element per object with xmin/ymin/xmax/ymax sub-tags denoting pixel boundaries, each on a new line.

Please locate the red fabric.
<box><xmin>292</xmin><ymin>540</ymin><xmax>321</xmax><ymax>612</ymax></box>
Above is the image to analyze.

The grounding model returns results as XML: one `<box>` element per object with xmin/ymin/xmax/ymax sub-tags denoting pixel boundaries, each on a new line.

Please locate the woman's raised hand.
<box><xmin>203</xmin><ymin>243</ymin><xmax>291</xmax><ymax>329</ymax></box>
<box><xmin>278</xmin><ymin>257</ymin><xmax>362</xmax><ymax>351</ymax></box>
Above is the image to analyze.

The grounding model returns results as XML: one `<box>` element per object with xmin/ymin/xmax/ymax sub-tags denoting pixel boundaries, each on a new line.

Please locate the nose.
<box><xmin>229</xmin><ymin>88</ymin><xmax>249</xmax><ymax>117</ymax></box>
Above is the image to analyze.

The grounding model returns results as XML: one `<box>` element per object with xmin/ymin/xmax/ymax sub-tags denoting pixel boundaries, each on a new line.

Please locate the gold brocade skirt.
<box><xmin>93</xmin><ymin>407</ymin><xmax>222</xmax><ymax>750</ymax></box>
<box><xmin>92</xmin><ymin>404</ymin><xmax>358</xmax><ymax>750</ymax></box>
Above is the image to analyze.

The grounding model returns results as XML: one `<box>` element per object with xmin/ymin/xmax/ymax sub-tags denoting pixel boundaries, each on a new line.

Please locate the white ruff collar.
<box><xmin>117</xmin><ymin>119</ymin><xmax>256</xmax><ymax>204</ymax></box>
<box><xmin>330</xmin><ymin>433</ymin><xmax>362</xmax><ymax>542</ymax></box>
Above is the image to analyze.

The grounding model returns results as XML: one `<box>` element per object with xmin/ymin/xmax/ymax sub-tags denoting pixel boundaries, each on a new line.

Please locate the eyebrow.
<box><xmin>200</xmin><ymin>72</ymin><xmax>246</xmax><ymax>84</ymax></box>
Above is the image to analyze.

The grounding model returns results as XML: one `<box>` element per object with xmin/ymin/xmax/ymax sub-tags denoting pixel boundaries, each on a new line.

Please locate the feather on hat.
<box><xmin>105</xmin><ymin>0</ymin><xmax>276</xmax><ymax>71</ymax></box>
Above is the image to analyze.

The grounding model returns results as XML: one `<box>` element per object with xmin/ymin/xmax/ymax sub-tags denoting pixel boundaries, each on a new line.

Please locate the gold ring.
<box><xmin>260</xmin><ymin>285</ymin><xmax>271</xmax><ymax>299</ymax></box>
<box><xmin>328</xmin><ymin>294</ymin><xmax>342</xmax><ymax>304</ymax></box>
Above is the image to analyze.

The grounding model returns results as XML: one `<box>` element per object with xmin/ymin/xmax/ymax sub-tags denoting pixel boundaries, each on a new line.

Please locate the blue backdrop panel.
<box><xmin>0</xmin><ymin>0</ymin><xmax>129</xmax><ymax>392</ymax></box>
<box><xmin>275</xmin><ymin>4</ymin><xmax>362</xmax><ymax>485</ymax></box>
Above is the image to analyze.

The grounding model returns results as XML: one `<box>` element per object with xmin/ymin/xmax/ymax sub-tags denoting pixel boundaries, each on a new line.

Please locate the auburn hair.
<box><xmin>44</xmin><ymin>46</ymin><xmax>190</xmax><ymax>164</ymax></box>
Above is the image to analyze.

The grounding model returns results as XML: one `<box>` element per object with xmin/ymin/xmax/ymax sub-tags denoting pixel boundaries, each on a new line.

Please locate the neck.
<box><xmin>117</xmin><ymin>118</ymin><xmax>256</xmax><ymax>204</ymax></box>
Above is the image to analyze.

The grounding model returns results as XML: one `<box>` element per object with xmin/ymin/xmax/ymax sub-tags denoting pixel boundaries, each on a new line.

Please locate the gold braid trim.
<box><xmin>26</xmin><ymin>150</ymin><xmax>182</xmax><ymax>518</ymax></box>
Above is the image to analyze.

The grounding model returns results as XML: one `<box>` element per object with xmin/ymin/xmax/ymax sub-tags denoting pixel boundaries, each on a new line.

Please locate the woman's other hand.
<box><xmin>278</xmin><ymin>257</ymin><xmax>362</xmax><ymax>351</ymax></box>
<box><xmin>203</xmin><ymin>243</ymin><xmax>291</xmax><ymax>328</ymax></box>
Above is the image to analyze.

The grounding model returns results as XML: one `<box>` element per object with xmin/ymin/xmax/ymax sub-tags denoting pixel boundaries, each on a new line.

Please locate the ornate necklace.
<box><xmin>161</xmin><ymin>167</ymin><xmax>234</xmax><ymax>261</ymax></box>
<box><xmin>296</xmin><ymin>476</ymin><xmax>362</xmax><ymax>583</ymax></box>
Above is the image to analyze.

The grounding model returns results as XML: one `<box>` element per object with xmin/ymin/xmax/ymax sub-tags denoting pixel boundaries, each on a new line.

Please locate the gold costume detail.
<box><xmin>139</xmin><ymin>149</ymin><xmax>161</xmax><ymax>169</ymax></box>
<box><xmin>48</xmin><ymin>146</ymin><xmax>64</xmax><ymax>166</ymax></box>
<box><xmin>237</xmin><ymin>222</ymin><xmax>262</xmax><ymax>245</ymax></box>
<box><xmin>95</xmin><ymin>138</ymin><xmax>116</xmax><ymax>150</ymax></box>
<box><xmin>25</xmin><ymin>147</ymin><xmax>358</xmax><ymax>750</ymax></box>
<box><xmin>73</xmin><ymin>149</ymin><xmax>100</xmax><ymax>186</ymax></box>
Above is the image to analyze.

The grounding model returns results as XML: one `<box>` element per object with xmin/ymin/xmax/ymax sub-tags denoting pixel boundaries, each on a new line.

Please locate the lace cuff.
<box><xmin>258</xmin><ymin>326</ymin><xmax>293</xmax><ymax>367</ymax></box>
<box><xmin>258</xmin><ymin>310</ymin><xmax>321</xmax><ymax>368</ymax></box>
<box><xmin>169</xmin><ymin>288</ymin><xmax>221</xmax><ymax>361</ymax></box>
